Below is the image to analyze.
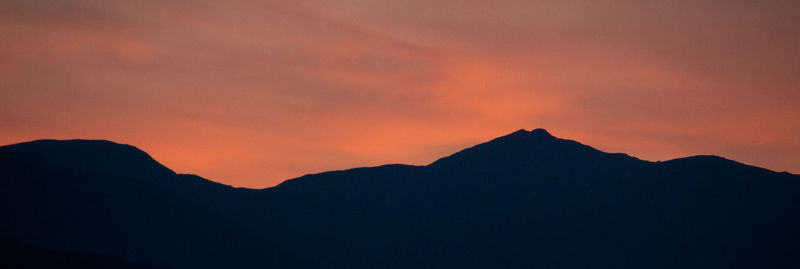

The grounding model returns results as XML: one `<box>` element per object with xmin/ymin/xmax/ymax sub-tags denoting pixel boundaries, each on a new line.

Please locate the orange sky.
<box><xmin>2</xmin><ymin>0</ymin><xmax>799</xmax><ymax>187</ymax></box>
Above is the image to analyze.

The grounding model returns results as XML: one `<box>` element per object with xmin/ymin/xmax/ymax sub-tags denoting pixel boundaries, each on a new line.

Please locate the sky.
<box><xmin>1</xmin><ymin>0</ymin><xmax>799</xmax><ymax>187</ymax></box>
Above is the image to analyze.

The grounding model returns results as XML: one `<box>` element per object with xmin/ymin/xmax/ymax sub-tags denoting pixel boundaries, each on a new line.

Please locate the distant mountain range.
<box><xmin>2</xmin><ymin>129</ymin><xmax>799</xmax><ymax>268</ymax></box>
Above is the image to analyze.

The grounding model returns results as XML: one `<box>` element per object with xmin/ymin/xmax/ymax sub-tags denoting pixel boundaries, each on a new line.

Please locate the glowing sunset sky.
<box><xmin>2</xmin><ymin>0</ymin><xmax>799</xmax><ymax>187</ymax></box>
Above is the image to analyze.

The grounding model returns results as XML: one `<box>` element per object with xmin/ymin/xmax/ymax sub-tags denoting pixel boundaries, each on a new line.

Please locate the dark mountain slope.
<box><xmin>0</xmin><ymin>237</ymin><xmax>167</xmax><ymax>269</ymax></box>
<box><xmin>2</xmin><ymin>139</ymin><xmax>175</xmax><ymax>180</ymax></box>
<box><xmin>0</xmin><ymin>148</ymin><xmax>313</xmax><ymax>269</ymax></box>
<box><xmin>2</xmin><ymin>129</ymin><xmax>799</xmax><ymax>268</ymax></box>
<box><xmin>0</xmin><ymin>139</ymin><xmax>238</xmax><ymax>197</ymax></box>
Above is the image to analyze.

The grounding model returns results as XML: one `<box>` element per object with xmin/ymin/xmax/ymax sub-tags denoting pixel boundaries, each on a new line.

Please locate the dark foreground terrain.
<box><xmin>2</xmin><ymin>129</ymin><xmax>799</xmax><ymax>268</ymax></box>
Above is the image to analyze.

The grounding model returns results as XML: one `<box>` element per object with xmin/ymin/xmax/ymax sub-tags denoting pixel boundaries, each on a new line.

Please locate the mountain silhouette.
<box><xmin>1</xmin><ymin>129</ymin><xmax>799</xmax><ymax>268</ymax></box>
<box><xmin>0</xmin><ymin>237</ymin><xmax>167</xmax><ymax>269</ymax></box>
<box><xmin>0</xmin><ymin>140</ymin><xmax>313</xmax><ymax>269</ymax></box>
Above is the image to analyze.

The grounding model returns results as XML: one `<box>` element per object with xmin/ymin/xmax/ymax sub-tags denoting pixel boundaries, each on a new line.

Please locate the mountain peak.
<box><xmin>508</xmin><ymin>128</ymin><xmax>550</xmax><ymax>134</ymax></box>
<box><xmin>495</xmin><ymin>128</ymin><xmax>557</xmax><ymax>144</ymax></box>
<box><xmin>507</xmin><ymin>128</ymin><xmax>554</xmax><ymax>139</ymax></box>
<box><xmin>530</xmin><ymin>128</ymin><xmax>552</xmax><ymax>136</ymax></box>
<box><xmin>429</xmin><ymin>128</ymin><xmax>617</xmax><ymax>169</ymax></box>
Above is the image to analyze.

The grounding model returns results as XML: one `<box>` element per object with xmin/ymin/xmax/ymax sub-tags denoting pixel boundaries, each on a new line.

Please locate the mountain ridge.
<box><xmin>2</xmin><ymin>129</ymin><xmax>799</xmax><ymax>269</ymax></box>
<box><xmin>5</xmin><ymin>128</ymin><xmax>789</xmax><ymax>191</ymax></box>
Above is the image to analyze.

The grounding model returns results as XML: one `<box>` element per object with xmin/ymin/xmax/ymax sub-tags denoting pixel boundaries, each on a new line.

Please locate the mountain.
<box><xmin>1</xmin><ymin>129</ymin><xmax>799</xmax><ymax>268</ymax></box>
<box><xmin>0</xmin><ymin>237</ymin><xmax>167</xmax><ymax>269</ymax></box>
<box><xmin>0</xmin><ymin>140</ymin><xmax>313</xmax><ymax>269</ymax></box>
